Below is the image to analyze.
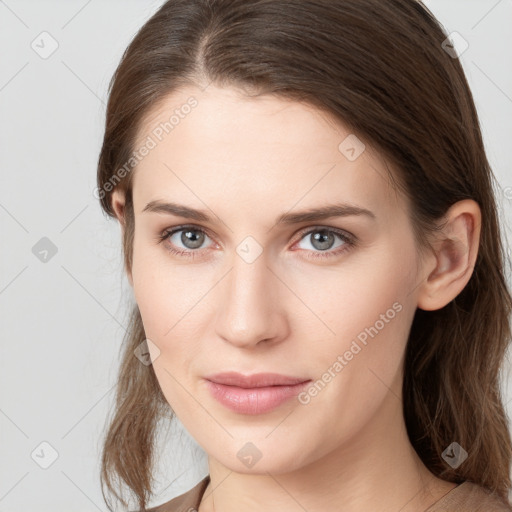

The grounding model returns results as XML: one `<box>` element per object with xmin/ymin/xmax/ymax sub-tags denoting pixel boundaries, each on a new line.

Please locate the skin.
<box><xmin>111</xmin><ymin>84</ymin><xmax>481</xmax><ymax>512</ymax></box>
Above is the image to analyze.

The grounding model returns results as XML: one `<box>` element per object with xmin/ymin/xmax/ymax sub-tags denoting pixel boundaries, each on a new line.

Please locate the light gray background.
<box><xmin>1</xmin><ymin>0</ymin><xmax>511</xmax><ymax>510</ymax></box>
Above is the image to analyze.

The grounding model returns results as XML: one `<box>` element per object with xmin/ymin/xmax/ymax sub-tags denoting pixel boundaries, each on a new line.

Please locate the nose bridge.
<box><xmin>215</xmin><ymin>245</ymin><xmax>282</xmax><ymax>348</ymax></box>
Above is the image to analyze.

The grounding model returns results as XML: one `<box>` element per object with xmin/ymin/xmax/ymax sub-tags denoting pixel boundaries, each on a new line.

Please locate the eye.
<box><xmin>158</xmin><ymin>225</ymin><xmax>215</xmax><ymax>259</ymax></box>
<box><xmin>292</xmin><ymin>227</ymin><xmax>355</xmax><ymax>260</ymax></box>
<box><xmin>157</xmin><ymin>225</ymin><xmax>356</xmax><ymax>260</ymax></box>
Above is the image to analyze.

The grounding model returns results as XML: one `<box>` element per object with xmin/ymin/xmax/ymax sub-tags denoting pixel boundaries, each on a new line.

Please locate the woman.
<box><xmin>96</xmin><ymin>0</ymin><xmax>512</xmax><ymax>510</ymax></box>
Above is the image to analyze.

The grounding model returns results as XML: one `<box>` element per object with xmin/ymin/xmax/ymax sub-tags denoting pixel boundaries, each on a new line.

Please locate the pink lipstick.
<box><xmin>204</xmin><ymin>372</ymin><xmax>311</xmax><ymax>415</ymax></box>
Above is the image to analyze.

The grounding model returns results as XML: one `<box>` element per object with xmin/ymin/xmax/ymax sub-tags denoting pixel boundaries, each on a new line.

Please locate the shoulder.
<box><xmin>142</xmin><ymin>475</ymin><xmax>210</xmax><ymax>512</ymax></box>
<box><xmin>427</xmin><ymin>481</ymin><xmax>512</xmax><ymax>512</ymax></box>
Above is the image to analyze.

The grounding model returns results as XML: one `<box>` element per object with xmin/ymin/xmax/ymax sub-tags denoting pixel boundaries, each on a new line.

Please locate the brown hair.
<box><xmin>96</xmin><ymin>0</ymin><xmax>512</xmax><ymax>510</ymax></box>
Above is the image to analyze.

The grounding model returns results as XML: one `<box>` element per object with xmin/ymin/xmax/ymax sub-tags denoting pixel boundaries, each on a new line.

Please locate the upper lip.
<box><xmin>205</xmin><ymin>372</ymin><xmax>310</xmax><ymax>388</ymax></box>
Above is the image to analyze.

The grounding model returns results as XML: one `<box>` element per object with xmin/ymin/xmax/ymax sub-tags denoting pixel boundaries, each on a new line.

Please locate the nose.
<box><xmin>214</xmin><ymin>249</ymin><xmax>288</xmax><ymax>349</ymax></box>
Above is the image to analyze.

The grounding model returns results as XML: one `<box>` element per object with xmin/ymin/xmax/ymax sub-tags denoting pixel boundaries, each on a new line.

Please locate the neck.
<box><xmin>198</xmin><ymin>386</ymin><xmax>455</xmax><ymax>512</ymax></box>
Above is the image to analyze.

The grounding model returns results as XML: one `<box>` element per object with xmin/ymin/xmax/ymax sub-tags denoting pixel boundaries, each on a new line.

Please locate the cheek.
<box><xmin>132</xmin><ymin>237</ymin><xmax>192</xmax><ymax>332</ymax></box>
<box><xmin>131</xmin><ymin>238</ymin><xmax>215</xmax><ymax>369</ymax></box>
<box><xmin>292</xmin><ymin>239</ymin><xmax>418</xmax><ymax>398</ymax></box>
<box><xmin>291</xmin><ymin>239</ymin><xmax>416</xmax><ymax>347</ymax></box>
<box><xmin>131</xmin><ymin>250</ymin><xmax>208</xmax><ymax>412</ymax></box>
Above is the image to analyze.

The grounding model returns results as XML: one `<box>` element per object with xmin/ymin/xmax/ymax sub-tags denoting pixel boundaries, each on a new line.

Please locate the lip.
<box><xmin>204</xmin><ymin>372</ymin><xmax>311</xmax><ymax>415</ymax></box>
<box><xmin>205</xmin><ymin>371</ymin><xmax>309</xmax><ymax>388</ymax></box>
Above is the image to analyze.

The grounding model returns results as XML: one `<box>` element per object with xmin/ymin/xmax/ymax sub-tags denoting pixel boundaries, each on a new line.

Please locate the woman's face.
<box><xmin>124</xmin><ymin>84</ymin><xmax>428</xmax><ymax>474</ymax></box>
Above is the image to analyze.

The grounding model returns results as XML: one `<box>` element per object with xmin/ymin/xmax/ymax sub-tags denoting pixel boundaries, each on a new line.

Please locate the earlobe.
<box><xmin>111</xmin><ymin>188</ymin><xmax>134</xmax><ymax>288</ymax></box>
<box><xmin>416</xmin><ymin>199</ymin><xmax>481</xmax><ymax>311</ymax></box>
<box><xmin>111</xmin><ymin>188</ymin><xmax>126</xmax><ymax>227</ymax></box>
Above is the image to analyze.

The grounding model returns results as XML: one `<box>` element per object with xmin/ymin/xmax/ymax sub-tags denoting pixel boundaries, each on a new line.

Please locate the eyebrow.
<box><xmin>142</xmin><ymin>200</ymin><xmax>376</xmax><ymax>225</ymax></box>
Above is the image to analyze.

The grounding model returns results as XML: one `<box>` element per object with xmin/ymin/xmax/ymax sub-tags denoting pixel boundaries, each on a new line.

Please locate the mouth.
<box><xmin>204</xmin><ymin>371</ymin><xmax>309</xmax><ymax>388</ymax></box>
<box><xmin>204</xmin><ymin>372</ymin><xmax>311</xmax><ymax>415</ymax></box>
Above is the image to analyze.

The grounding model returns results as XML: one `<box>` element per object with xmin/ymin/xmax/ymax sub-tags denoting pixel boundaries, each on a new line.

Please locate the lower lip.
<box><xmin>205</xmin><ymin>380</ymin><xmax>311</xmax><ymax>415</ymax></box>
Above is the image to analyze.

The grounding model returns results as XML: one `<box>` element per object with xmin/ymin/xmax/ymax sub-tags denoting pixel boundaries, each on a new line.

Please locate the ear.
<box><xmin>111</xmin><ymin>188</ymin><xmax>134</xmax><ymax>287</ymax></box>
<box><xmin>416</xmin><ymin>199</ymin><xmax>481</xmax><ymax>311</ymax></box>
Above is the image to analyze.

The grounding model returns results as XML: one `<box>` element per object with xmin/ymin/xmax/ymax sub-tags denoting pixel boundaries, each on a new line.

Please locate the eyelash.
<box><xmin>157</xmin><ymin>225</ymin><xmax>356</xmax><ymax>261</ymax></box>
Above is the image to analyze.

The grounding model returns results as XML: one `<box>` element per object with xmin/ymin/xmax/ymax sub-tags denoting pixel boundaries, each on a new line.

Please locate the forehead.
<box><xmin>131</xmin><ymin>84</ymin><xmax>405</xmax><ymax>223</ymax></box>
